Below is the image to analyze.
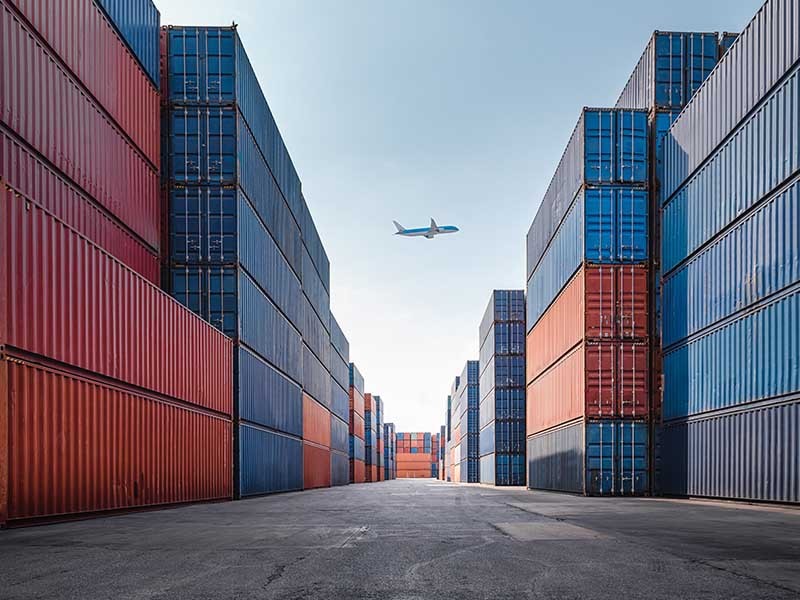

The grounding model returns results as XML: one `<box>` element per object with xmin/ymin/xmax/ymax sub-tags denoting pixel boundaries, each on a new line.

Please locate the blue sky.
<box><xmin>160</xmin><ymin>0</ymin><xmax>759</xmax><ymax>431</ymax></box>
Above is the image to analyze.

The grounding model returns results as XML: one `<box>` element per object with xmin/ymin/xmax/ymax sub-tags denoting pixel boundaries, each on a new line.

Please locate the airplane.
<box><xmin>393</xmin><ymin>218</ymin><xmax>460</xmax><ymax>239</ymax></box>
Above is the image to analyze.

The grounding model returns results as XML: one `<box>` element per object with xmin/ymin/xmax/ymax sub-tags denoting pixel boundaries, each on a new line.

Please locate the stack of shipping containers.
<box><xmin>396</xmin><ymin>433</ymin><xmax>436</xmax><ymax>478</ymax></box>
<box><xmin>454</xmin><ymin>362</ymin><xmax>480</xmax><ymax>483</ymax></box>
<box><xmin>349</xmin><ymin>363</ymin><xmax>366</xmax><ymax>483</ymax></box>
<box><xmin>330</xmin><ymin>316</ymin><xmax>351</xmax><ymax>486</ymax></box>
<box><xmin>614</xmin><ymin>30</ymin><xmax>731</xmax><ymax>492</ymax></box>
<box><xmin>429</xmin><ymin>433</ymin><xmax>439</xmax><ymax>477</ymax></box>
<box><xmin>478</xmin><ymin>291</ymin><xmax>527</xmax><ymax>486</ymax></box>
<box><xmin>445</xmin><ymin>397</ymin><xmax>453</xmax><ymax>481</ymax></box>
<box><xmin>439</xmin><ymin>426</ymin><xmax>446</xmax><ymax>480</ymax></box>
<box><xmin>375</xmin><ymin>397</ymin><xmax>385</xmax><ymax>480</ymax></box>
<box><xmin>364</xmin><ymin>393</ymin><xmax>378</xmax><ymax>481</ymax></box>
<box><xmin>0</xmin><ymin>0</ymin><xmax>235</xmax><ymax>525</ymax></box>
<box><xmin>448</xmin><ymin>384</ymin><xmax>461</xmax><ymax>482</ymax></box>
<box><xmin>162</xmin><ymin>26</ymin><xmax>308</xmax><ymax>497</ymax></box>
<box><xmin>383</xmin><ymin>423</ymin><xmax>396</xmax><ymax>480</ymax></box>
<box><xmin>658</xmin><ymin>0</ymin><xmax>799</xmax><ymax>503</ymax></box>
<box><xmin>524</xmin><ymin>107</ymin><xmax>651</xmax><ymax>495</ymax></box>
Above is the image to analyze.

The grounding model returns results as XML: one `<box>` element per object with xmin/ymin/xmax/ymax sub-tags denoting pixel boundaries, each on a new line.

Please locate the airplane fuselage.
<box><xmin>397</xmin><ymin>226</ymin><xmax>459</xmax><ymax>239</ymax></box>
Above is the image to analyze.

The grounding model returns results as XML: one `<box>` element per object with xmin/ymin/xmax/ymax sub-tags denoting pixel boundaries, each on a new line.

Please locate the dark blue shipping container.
<box><xmin>302</xmin><ymin>344</ymin><xmax>331</xmax><ymax>408</ymax></box>
<box><xmin>525</xmin><ymin>109</ymin><xmax>648</xmax><ymax>280</ymax></box>
<box><xmin>615</xmin><ymin>32</ymin><xmax>720</xmax><ymax>111</ymax></box>
<box><xmin>331</xmin><ymin>451</ymin><xmax>350</xmax><ymax>487</ymax></box>
<box><xmin>331</xmin><ymin>377</ymin><xmax>350</xmax><ymax>423</ymax></box>
<box><xmin>239</xmin><ymin>424</ymin><xmax>303</xmax><ymax>496</ymax></box>
<box><xmin>301</xmin><ymin>297</ymin><xmax>331</xmax><ymax>370</ymax></box>
<box><xmin>527</xmin><ymin>420</ymin><xmax>648</xmax><ymax>495</ymax></box>
<box><xmin>96</xmin><ymin>0</ymin><xmax>160</xmax><ymax>86</ymax></box>
<box><xmin>330</xmin><ymin>414</ymin><xmax>349</xmax><ymax>454</ymax></box>
<box><xmin>349</xmin><ymin>363</ymin><xmax>364</xmax><ymax>394</ymax></box>
<box><xmin>302</xmin><ymin>249</ymin><xmax>331</xmax><ymax>333</ymax></box>
<box><xmin>239</xmin><ymin>347</ymin><xmax>302</xmax><ymax>437</ymax></box>
<box><xmin>165</xmin><ymin>26</ymin><xmax>302</xmax><ymax>223</ymax></box>
<box><xmin>349</xmin><ymin>435</ymin><xmax>365</xmax><ymax>462</ymax></box>
<box><xmin>331</xmin><ymin>350</ymin><xmax>350</xmax><ymax>394</ymax></box>
<box><xmin>300</xmin><ymin>195</ymin><xmax>331</xmax><ymax>292</ymax></box>
<box><xmin>661</xmin><ymin>398</ymin><xmax>799</xmax><ymax>503</ymax></box>
<box><xmin>526</xmin><ymin>186</ymin><xmax>648</xmax><ymax>332</ymax></box>
<box><xmin>330</xmin><ymin>314</ymin><xmax>350</xmax><ymax>363</ymax></box>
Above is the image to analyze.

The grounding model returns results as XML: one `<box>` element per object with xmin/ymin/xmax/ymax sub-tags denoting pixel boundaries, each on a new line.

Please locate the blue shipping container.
<box><xmin>331</xmin><ymin>451</ymin><xmax>350</xmax><ymax>487</ymax></box>
<box><xmin>300</xmin><ymin>195</ymin><xmax>331</xmax><ymax>292</ymax></box>
<box><xmin>331</xmin><ymin>348</ymin><xmax>350</xmax><ymax>393</ymax></box>
<box><xmin>238</xmin><ymin>347</ymin><xmax>302</xmax><ymax>437</ymax></box>
<box><xmin>349</xmin><ymin>435</ymin><xmax>365</xmax><ymax>462</ymax></box>
<box><xmin>331</xmin><ymin>377</ymin><xmax>350</xmax><ymax>423</ymax></box>
<box><xmin>349</xmin><ymin>363</ymin><xmax>364</xmax><ymax>394</ymax></box>
<box><xmin>239</xmin><ymin>424</ymin><xmax>303</xmax><ymax>496</ymax></box>
<box><xmin>330</xmin><ymin>414</ymin><xmax>349</xmax><ymax>454</ymax></box>
<box><xmin>96</xmin><ymin>0</ymin><xmax>160</xmax><ymax>86</ymax></box>
<box><xmin>330</xmin><ymin>314</ymin><xmax>350</xmax><ymax>363</ymax></box>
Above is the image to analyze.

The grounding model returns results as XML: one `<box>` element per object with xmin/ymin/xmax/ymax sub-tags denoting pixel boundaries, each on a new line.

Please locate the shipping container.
<box><xmin>661</xmin><ymin>0</ymin><xmax>800</xmax><ymax>200</ymax></box>
<box><xmin>1</xmin><ymin>3</ymin><xmax>160</xmax><ymax>250</ymax></box>
<box><xmin>300</xmin><ymin>195</ymin><xmax>331</xmax><ymax>293</ymax></box>
<box><xmin>350</xmin><ymin>459</ymin><xmax>365</xmax><ymax>484</ymax></box>
<box><xmin>0</xmin><ymin>191</ymin><xmax>233</xmax><ymax>416</ymax></box>
<box><xmin>330</xmin><ymin>314</ymin><xmax>350</xmax><ymax>363</ymax></box>
<box><xmin>349</xmin><ymin>435</ymin><xmax>365</xmax><ymax>462</ymax></box>
<box><xmin>349</xmin><ymin>363</ymin><xmax>365</xmax><ymax>396</ymax></box>
<box><xmin>303</xmin><ymin>443</ymin><xmax>331</xmax><ymax>490</ymax></box>
<box><xmin>302</xmin><ymin>344</ymin><xmax>331</xmax><ymax>408</ymax></box>
<box><xmin>0</xmin><ymin>126</ymin><xmax>159</xmax><ymax>284</ymax></box>
<box><xmin>526</xmin><ymin>186</ymin><xmax>649</xmax><ymax>332</ymax></box>
<box><xmin>525</xmin><ymin>108</ymin><xmax>648</xmax><ymax>282</ymax></box>
<box><xmin>527</xmin><ymin>342</ymin><xmax>649</xmax><ymax>435</ymax></box>
<box><xmin>660</xmin><ymin>398</ymin><xmax>799</xmax><ymax>503</ymax></box>
<box><xmin>331</xmin><ymin>377</ymin><xmax>350</xmax><ymax>424</ymax></box>
<box><xmin>238</xmin><ymin>347</ymin><xmax>302</xmax><ymax>438</ymax></box>
<box><xmin>0</xmin><ymin>354</ymin><xmax>232</xmax><ymax>526</ymax></box>
<box><xmin>95</xmin><ymin>0</ymin><xmax>159</xmax><ymax>87</ymax></box>
<box><xmin>7</xmin><ymin>0</ymin><xmax>160</xmax><ymax>164</ymax></box>
<box><xmin>302</xmin><ymin>394</ymin><xmax>331</xmax><ymax>448</ymax></box>
<box><xmin>331</xmin><ymin>352</ymin><xmax>350</xmax><ymax>400</ymax></box>
<box><xmin>615</xmin><ymin>32</ymin><xmax>720</xmax><ymax>112</ymax></box>
<box><xmin>349</xmin><ymin>409</ymin><xmax>366</xmax><ymax>440</ymax></box>
<box><xmin>331</xmin><ymin>414</ymin><xmax>349</xmax><ymax>455</ymax></box>
<box><xmin>526</xmin><ymin>265</ymin><xmax>649</xmax><ymax>383</ymax></box>
<box><xmin>331</xmin><ymin>451</ymin><xmax>349</xmax><ymax>487</ymax></box>
<box><xmin>239</xmin><ymin>424</ymin><xmax>303</xmax><ymax>496</ymax></box>
<box><xmin>527</xmin><ymin>420</ymin><xmax>648</xmax><ymax>495</ymax></box>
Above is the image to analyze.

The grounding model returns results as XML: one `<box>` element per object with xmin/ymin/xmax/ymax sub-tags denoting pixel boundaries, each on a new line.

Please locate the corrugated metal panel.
<box><xmin>479</xmin><ymin>392</ymin><xmax>495</xmax><ymax>430</ymax></box>
<box><xmin>330</xmin><ymin>314</ymin><xmax>350</xmax><ymax>363</ymax></box>
<box><xmin>330</xmin><ymin>351</ymin><xmax>350</xmax><ymax>398</ymax></box>
<box><xmin>300</xmin><ymin>297</ymin><xmax>330</xmax><ymax>370</ymax></box>
<box><xmin>0</xmin><ymin>4</ymin><xmax>159</xmax><ymax>250</ymax></box>
<box><xmin>330</xmin><ymin>414</ymin><xmax>349</xmax><ymax>454</ymax></box>
<box><xmin>330</xmin><ymin>377</ymin><xmax>349</xmax><ymax>423</ymax></box>
<box><xmin>0</xmin><ymin>126</ymin><xmax>159</xmax><ymax>284</ymax></box>
<box><xmin>302</xmin><ymin>393</ymin><xmax>331</xmax><ymax>448</ymax></box>
<box><xmin>615</xmin><ymin>32</ymin><xmax>720</xmax><ymax>111</ymax></box>
<box><xmin>349</xmin><ymin>363</ymin><xmax>364</xmax><ymax>394</ymax></box>
<box><xmin>239</xmin><ymin>271</ymin><xmax>301</xmax><ymax>385</ymax></box>
<box><xmin>300</xmin><ymin>196</ymin><xmax>330</xmax><ymax>292</ymax></box>
<box><xmin>663</xmin><ymin>176</ymin><xmax>800</xmax><ymax>348</ymax></box>
<box><xmin>479</xmin><ymin>290</ymin><xmax>525</xmax><ymax>347</ymax></box>
<box><xmin>301</xmin><ymin>344</ymin><xmax>331</xmax><ymax>408</ymax></box>
<box><xmin>584</xmin><ymin>188</ymin><xmax>648</xmax><ymax>262</ymax></box>
<box><xmin>526</xmin><ymin>109</ymin><xmax>648</xmax><ymax>280</ymax></box>
<box><xmin>719</xmin><ymin>32</ymin><xmax>739</xmax><ymax>56</ymax></box>
<box><xmin>301</xmin><ymin>249</ymin><xmax>331</xmax><ymax>333</ymax></box>
<box><xmin>662</xmin><ymin>0</ymin><xmax>800</xmax><ymax>200</ymax></box>
<box><xmin>8</xmin><ymin>0</ymin><xmax>159</xmax><ymax>164</ymax></box>
<box><xmin>663</xmin><ymin>285</ymin><xmax>800</xmax><ymax>421</ymax></box>
<box><xmin>238</xmin><ymin>424</ymin><xmax>303</xmax><ymax>496</ymax></box>
<box><xmin>164</xmin><ymin>106</ymin><xmax>236</xmax><ymax>183</ymax></box>
<box><xmin>479</xmin><ymin>423</ymin><xmax>495</xmax><ymax>457</ymax></box>
<box><xmin>350</xmin><ymin>459</ymin><xmax>365</xmax><ymax>483</ymax></box>
<box><xmin>661</xmin><ymin>398</ymin><xmax>799</xmax><ymax>503</ymax></box>
<box><xmin>3</xmin><ymin>356</ymin><xmax>232</xmax><ymax>524</ymax></box>
<box><xmin>330</xmin><ymin>451</ymin><xmax>349</xmax><ymax>487</ymax></box>
<box><xmin>303</xmin><ymin>442</ymin><xmax>331</xmax><ymax>490</ymax></box>
<box><xmin>95</xmin><ymin>0</ymin><xmax>159</xmax><ymax>87</ymax></box>
<box><xmin>662</xmin><ymin>64</ymin><xmax>800</xmax><ymax>274</ymax></box>
<box><xmin>1</xmin><ymin>192</ymin><xmax>234</xmax><ymax>416</ymax></box>
<box><xmin>349</xmin><ymin>435</ymin><xmax>365</xmax><ymax>462</ymax></box>
<box><xmin>238</xmin><ymin>347</ymin><xmax>302</xmax><ymax>437</ymax></box>
<box><xmin>349</xmin><ymin>387</ymin><xmax>365</xmax><ymax>418</ymax></box>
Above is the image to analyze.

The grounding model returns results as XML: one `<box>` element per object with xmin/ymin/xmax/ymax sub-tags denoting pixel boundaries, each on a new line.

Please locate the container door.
<box><xmin>616</xmin><ymin>110</ymin><xmax>648</xmax><ymax>182</ymax></box>
<box><xmin>584</xmin><ymin>110</ymin><xmax>615</xmax><ymax>183</ymax></box>
<box><xmin>585</xmin><ymin>422</ymin><xmax>615</xmax><ymax>494</ymax></box>
<box><xmin>616</xmin><ymin>188</ymin><xmax>648</xmax><ymax>262</ymax></box>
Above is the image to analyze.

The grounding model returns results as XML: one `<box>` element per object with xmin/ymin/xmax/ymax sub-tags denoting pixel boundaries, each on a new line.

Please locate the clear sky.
<box><xmin>159</xmin><ymin>0</ymin><xmax>758</xmax><ymax>432</ymax></box>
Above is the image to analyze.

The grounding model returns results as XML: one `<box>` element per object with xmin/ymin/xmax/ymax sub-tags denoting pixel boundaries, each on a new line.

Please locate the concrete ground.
<box><xmin>1</xmin><ymin>479</ymin><xmax>799</xmax><ymax>599</ymax></box>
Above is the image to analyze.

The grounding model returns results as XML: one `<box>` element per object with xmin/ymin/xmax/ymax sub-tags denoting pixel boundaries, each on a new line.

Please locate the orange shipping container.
<box><xmin>350</xmin><ymin>459</ymin><xmax>365</xmax><ymax>483</ymax></box>
<box><xmin>526</xmin><ymin>342</ymin><xmax>649</xmax><ymax>436</ymax></box>
<box><xmin>349</xmin><ymin>410</ymin><xmax>365</xmax><ymax>439</ymax></box>
<box><xmin>303</xmin><ymin>443</ymin><xmax>331</xmax><ymax>490</ymax></box>
<box><xmin>526</xmin><ymin>265</ymin><xmax>648</xmax><ymax>384</ymax></box>
<box><xmin>303</xmin><ymin>394</ymin><xmax>331</xmax><ymax>448</ymax></box>
<box><xmin>349</xmin><ymin>387</ymin><xmax>365</xmax><ymax>417</ymax></box>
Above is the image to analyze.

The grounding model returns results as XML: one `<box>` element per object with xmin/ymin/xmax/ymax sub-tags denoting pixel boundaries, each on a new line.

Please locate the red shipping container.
<box><xmin>350</xmin><ymin>459</ymin><xmax>365</xmax><ymax>484</ymax></box>
<box><xmin>0</xmin><ymin>4</ymin><xmax>160</xmax><ymax>250</ymax></box>
<box><xmin>349</xmin><ymin>386</ymin><xmax>364</xmax><ymax>416</ymax></box>
<box><xmin>526</xmin><ymin>342</ymin><xmax>649</xmax><ymax>436</ymax></box>
<box><xmin>7</xmin><ymin>0</ymin><xmax>159</xmax><ymax>166</ymax></box>
<box><xmin>364</xmin><ymin>393</ymin><xmax>373</xmax><ymax>412</ymax></box>
<box><xmin>526</xmin><ymin>265</ymin><xmax>648</xmax><ymax>384</ymax></box>
<box><xmin>0</xmin><ymin>127</ymin><xmax>159</xmax><ymax>284</ymax></box>
<box><xmin>369</xmin><ymin>465</ymin><xmax>377</xmax><ymax>482</ymax></box>
<box><xmin>0</xmin><ymin>354</ymin><xmax>232</xmax><ymax>526</ymax></box>
<box><xmin>0</xmin><ymin>190</ymin><xmax>233</xmax><ymax>416</ymax></box>
<box><xmin>397</xmin><ymin>470</ymin><xmax>431</xmax><ymax>478</ymax></box>
<box><xmin>349</xmin><ymin>410</ymin><xmax>365</xmax><ymax>439</ymax></box>
<box><xmin>303</xmin><ymin>394</ymin><xmax>331</xmax><ymax>448</ymax></box>
<box><xmin>303</xmin><ymin>442</ymin><xmax>331</xmax><ymax>490</ymax></box>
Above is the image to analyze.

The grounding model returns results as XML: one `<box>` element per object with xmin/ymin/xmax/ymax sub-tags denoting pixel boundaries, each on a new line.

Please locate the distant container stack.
<box><xmin>364</xmin><ymin>394</ymin><xmax>379</xmax><ymax>482</ymax></box>
<box><xmin>384</xmin><ymin>423</ymin><xmax>396</xmax><ymax>480</ymax></box>
<box><xmin>450</xmin><ymin>362</ymin><xmax>480</xmax><ymax>483</ymax></box>
<box><xmin>614</xmin><ymin>30</ymin><xmax>734</xmax><ymax>491</ymax></box>
<box><xmin>525</xmin><ymin>107</ymin><xmax>651</xmax><ymax>495</ymax></box>
<box><xmin>374</xmin><ymin>396</ymin><xmax>385</xmax><ymax>481</ymax></box>
<box><xmin>349</xmin><ymin>363</ymin><xmax>366</xmax><ymax>483</ymax></box>
<box><xmin>161</xmin><ymin>26</ymin><xmax>312</xmax><ymax>497</ymax></box>
<box><xmin>438</xmin><ymin>426</ymin><xmax>446</xmax><ymax>480</ymax></box>
<box><xmin>0</xmin><ymin>0</ymin><xmax>237</xmax><ymax>526</ymax></box>
<box><xmin>330</xmin><ymin>316</ymin><xmax>351</xmax><ymax>487</ymax></box>
<box><xmin>658</xmin><ymin>0</ymin><xmax>799</xmax><ymax>504</ymax></box>
<box><xmin>396</xmin><ymin>433</ymin><xmax>438</xmax><ymax>478</ymax></box>
<box><xmin>448</xmin><ymin>385</ymin><xmax>461</xmax><ymax>482</ymax></box>
<box><xmin>479</xmin><ymin>291</ymin><xmax>527</xmax><ymax>486</ymax></box>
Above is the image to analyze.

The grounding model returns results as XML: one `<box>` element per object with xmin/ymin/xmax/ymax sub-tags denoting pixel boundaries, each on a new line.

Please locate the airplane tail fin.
<box><xmin>393</xmin><ymin>220</ymin><xmax>406</xmax><ymax>233</ymax></box>
<box><xmin>430</xmin><ymin>217</ymin><xmax>438</xmax><ymax>229</ymax></box>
